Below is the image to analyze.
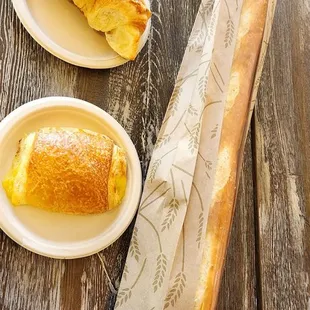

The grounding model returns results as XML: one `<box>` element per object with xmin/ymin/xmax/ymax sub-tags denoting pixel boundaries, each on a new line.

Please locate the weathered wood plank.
<box><xmin>255</xmin><ymin>0</ymin><xmax>310</xmax><ymax>309</ymax></box>
<box><xmin>0</xmin><ymin>0</ymin><xmax>204</xmax><ymax>309</ymax></box>
<box><xmin>104</xmin><ymin>0</ymin><xmax>201</xmax><ymax>177</ymax></box>
<box><xmin>217</xmin><ymin>130</ymin><xmax>258</xmax><ymax>310</ymax></box>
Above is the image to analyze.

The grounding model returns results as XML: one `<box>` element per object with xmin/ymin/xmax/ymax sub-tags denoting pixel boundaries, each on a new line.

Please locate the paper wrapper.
<box><xmin>115</xmin><ymin>0</ymin><xmax>277</xmax><ymax>309</ymax></box>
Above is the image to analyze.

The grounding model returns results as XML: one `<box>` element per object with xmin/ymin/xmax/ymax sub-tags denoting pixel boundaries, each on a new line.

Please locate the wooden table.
<box><xmin>0</xmin><ymin>1</ymin><xmax>309</xmax><ymax>309</ymax></box>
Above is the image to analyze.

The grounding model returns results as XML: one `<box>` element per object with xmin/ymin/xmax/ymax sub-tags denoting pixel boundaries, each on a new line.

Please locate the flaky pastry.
<box><xmin>72</xmin><ymin>0</ymin><xmax>151</xmax><ymax>60</ymax></box>
<box><xmin>2</xmin><ymin>128</ymin><xmax>127</xmax><ymax>215</ymax></box>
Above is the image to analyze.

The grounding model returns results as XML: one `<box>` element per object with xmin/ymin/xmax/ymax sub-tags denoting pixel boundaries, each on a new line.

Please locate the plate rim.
<box><xmin>11</xmin><ymin>0</ymin><xmax>151</xmax><ymax>69</ymax></box>
<box><xmin>0</xmin><ymin>96</ymin><xmax>142</xmax><ymax>259</ymax></box>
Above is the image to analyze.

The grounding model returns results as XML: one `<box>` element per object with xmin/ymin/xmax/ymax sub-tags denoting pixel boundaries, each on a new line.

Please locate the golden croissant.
<box><xmin>2</xmin><ymin>128</ymin><xmax>127</xmax><ymax>215</ymax></box>
<box><xmin>72</xmin><ymin>0</ymin><xmax>151</xmax><ymax>60</ymax></box>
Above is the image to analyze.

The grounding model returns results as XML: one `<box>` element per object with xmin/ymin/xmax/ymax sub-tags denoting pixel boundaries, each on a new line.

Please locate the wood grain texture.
<box><xmin>2</xmin><ymin>0</ymin><xmax>309</xmax><ymax>309</ymax></box>
<box><xmin>217</xmin><ymin>130</ymin><xmax>258</xmax><ymax>310</ymax></box>
<box><xmin>0</xmin><ymin>0</ymin><xmax>200</xmax><ymax>309</ymax></box>
<box><xmin>255</xmin><ymin>0</ymin><xmax>310</xmax><ymax>309</ymax></box>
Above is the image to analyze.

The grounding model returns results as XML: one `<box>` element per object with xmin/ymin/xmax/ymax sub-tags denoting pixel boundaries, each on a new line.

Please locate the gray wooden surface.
<box><xmin>254</xmin><ymin>0</ymin><xmax>310</xmax><ymax>309</ymax></box>
<box><xmin>0</xmin><ymin>0</ymin><xmax>309</xmax><ymax>310</ymax></box>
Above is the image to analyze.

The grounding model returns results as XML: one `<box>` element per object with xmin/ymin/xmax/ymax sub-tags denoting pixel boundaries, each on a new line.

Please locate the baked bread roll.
<box><xmin>2</xmin><ymin>128</ymin><xmax>127</xmax><ymax>215</ymax></box>
<box><xmin>194</xmin><ymin>0</ymin><xmax>268</xmax><ymax>309</ymax></box>
<box><xmin>72</xmin><ymin>0</ymin><xmax>151</xmax><ymax>60</ymax></box>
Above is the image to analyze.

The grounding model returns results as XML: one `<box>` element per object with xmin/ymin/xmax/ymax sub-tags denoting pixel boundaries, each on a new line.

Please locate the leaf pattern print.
<box><xmin>235</xmin><ymin>0</ymin><xmax>239</xmax><ymax>11</ymax></box>
<box><xmin>129</xmin><ymin>227</ymin><xmax>141</xmax><ymax>262</ymax></box>
<box><xmin>211</xmin><ymin>124</ymin><xmax>219</xmax><ymax>139</ymax></box>
<box><xmin>155</xmin><ymin>110</ymin><xmax>186</xmax><ymax>150</ymax></box>
<box><xmin>198</xmin><ymin>151</ymin><xmax>213</xmax><ymax>178</ymax></box>
<box><xmin>153</xmin><ymin>254</ymin><xmax>168</xmax><ymax>292</ymax></box>
<box><xmin>189</xmin><ymin>28</ymin><xmax>206</xmax><ymax>53</ymax></box>
<box><xmin>115</xmin><ymin>259</ymin><xmax>147</xmax><ymax>308</ymax></box>
<box><xmin>167</xmin><ymin>86</ymin><xmax>182</xmax><ymax>117</ymax></box>
<box><xmin>199</xmin><ymin>74</ymin><xmax>209</xmax><ymax>103</ymax></box>
<box><xmin>123</xmin><ymin>264</ymin><xmax>129</xmax><ymax>281</ymax></box>
<box><xmin>155</xmin><ymin>134</ymin><xmax>171</xmax><ymax>149</ymax></box>
<box><xmin>164</xmin><ymin>227</ymin><xmax>187</xmax><ymax>308</ymax></box>
<box><xmin>196</xmin><ymin>212</ymin><xmax>204</xmax><ymax>248</ymax></box>
<box><xmin>149</xmin><ymin>159</ymin><xmax>161</xmax><ymax>182</ymax></box>
<box><xmin>148</xmin><ymin>146</ymin><xmax>178</xmax><ymax>182</ymax></box>
<box><xmin>200</xmin><ymin>0</ymin><xmax>214</xmax><ymax>17</ymax></box>
<box><xmin>188</xmin><ymin>0</ymin><xmax>213</xmax><ymax>54</ymax></box>
<box><xmin>205</xmin><ymin>160</ymin><xmax>212</xmax><ymax>178</ymax></box>
<box><xmin>188</xmin><ymin>104</ymin><xmax>198</xmax><ymax>116</ymax></box>
<box><xmin>115</xmin><ymin>288</ymin><xmax>132</xmax><ymax>308</ymax></box>
<box><xmin>161</xmin><ymin>199</ymin><xmax>180</xmax><ymax>232</ymax></box>
<box><xmin>189</xmin><ymin>123</ymin><xmax>201</xmax><ymax>154</ymax></box>
<box><xmin>207</xmin><ymin>6</ymin><xmax>217</xmax><ymax>40</ymax></box>
<box><xmin>164</xmin><ymin>272</ymin><xmax>187</xmax><ymax>309</ymax></box>
<box><xmin>224</xmin><ymin>18</ymin><xmax>235</xmax><ymax>48</ymax></box>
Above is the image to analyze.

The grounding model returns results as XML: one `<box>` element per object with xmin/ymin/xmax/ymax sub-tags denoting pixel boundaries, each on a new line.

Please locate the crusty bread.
<box><xmin>72</xmin><ymin>0</ymin><xmax>151</xmax><ymax>60</ymax></box>
<box><xmin>194</xmin><ymin>0</ymin><xmax>268</xmax><ymax>309</ymax></box>
<box><xmin>2</xmin><ymin>128</ymin><xmax>127</xmax><ymax>215</ymax></box>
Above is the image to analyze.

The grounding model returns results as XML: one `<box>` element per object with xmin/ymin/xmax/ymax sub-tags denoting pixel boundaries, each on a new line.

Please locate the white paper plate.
<box><xmin>11</xmin><ymin>0</ymin><xmax>151</xmax><ymax>68</ymax></box>
<box><xmin>0</xmin><ymin>97</ymin><xmax>142</xmax><ymax>259</ymax></box>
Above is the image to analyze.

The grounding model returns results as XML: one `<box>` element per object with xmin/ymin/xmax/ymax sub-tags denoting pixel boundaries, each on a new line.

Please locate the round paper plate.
<box><xmin>11</xmin><ymin>0</ymin><xmax>151</xmax><ymax>68</ymax></box>
<box><xmin>0</xmin><ymin>97</ymin><xmax>142</xmax><ymax>259</ymax></box>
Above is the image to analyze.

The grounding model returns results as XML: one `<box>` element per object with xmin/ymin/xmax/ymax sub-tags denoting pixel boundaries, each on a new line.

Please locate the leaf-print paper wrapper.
<box><xmin>116</xmin><ymin>0</ymin><xmax>276</xmax><ymax>309</ymax></box>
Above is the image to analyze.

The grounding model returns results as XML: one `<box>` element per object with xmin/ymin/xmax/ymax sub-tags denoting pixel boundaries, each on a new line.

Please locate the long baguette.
<box><xmin>194</xmin><ymin>0</ymin><xmax>268</xmax><ymax>309</ymax></box>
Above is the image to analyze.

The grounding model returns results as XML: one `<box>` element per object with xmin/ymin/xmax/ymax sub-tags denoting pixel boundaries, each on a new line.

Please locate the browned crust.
<box><xmin>130</xmin><ymin>0</ymin><xmax>152</xmax><ymax>32</ymax></box>
<box><xmin>26</xmin><ymin>128</ymin><xmax>115</xmax><ymax>215</ymax></box>
<box><xmin>73</xmin><ymin>0</ymin><xmax>151</xmax><ymax>33</ymax></box>
<box><xmin>96</xmin><ymin>0</ymin><xmax>151</xmax><ymax>32</ymax></box>
<box><xmin>72</xmin><ymin>0</ymin><xmax>151</xmax><ymax>59</ymax></box>
<box><xmin>196</xmin><ymin>1</ymin><xmax>269</xmax><ymax>309</ymax></box>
